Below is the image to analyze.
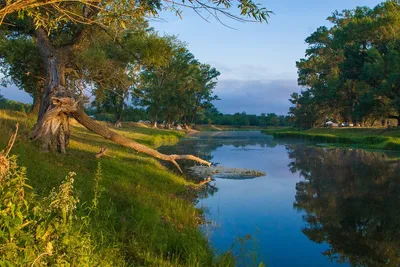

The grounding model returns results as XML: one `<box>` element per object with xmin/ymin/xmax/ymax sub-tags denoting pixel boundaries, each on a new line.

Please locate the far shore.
<box><xmin>263</xmin><ymin>127</ymin><xmax>400</xmax><ymax>151</ymax></box>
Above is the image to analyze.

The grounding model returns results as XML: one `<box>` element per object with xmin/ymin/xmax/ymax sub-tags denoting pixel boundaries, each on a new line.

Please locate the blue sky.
<box><xmin>0</xmin><ymin>0</ymin><xmax>383</xmax><ymax>115</ymax></box>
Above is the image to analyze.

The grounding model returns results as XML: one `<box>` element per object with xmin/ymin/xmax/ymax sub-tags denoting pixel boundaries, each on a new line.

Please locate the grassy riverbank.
<box><xmin>263</xmin><ymin>127</ymin><xmax>400</xmax><ymax>150</ymax></box>
<box><xmin>0</xmin><ymin>110</ymin><xmax>234</xmax><ymax>266</ymax></box>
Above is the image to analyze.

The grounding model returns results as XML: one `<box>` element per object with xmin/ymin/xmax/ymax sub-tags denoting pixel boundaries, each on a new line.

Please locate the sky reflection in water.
<box><xmin>163</xmin><ymin>131</ymin><xmax>400</xmax><ymax>267</ymax></box>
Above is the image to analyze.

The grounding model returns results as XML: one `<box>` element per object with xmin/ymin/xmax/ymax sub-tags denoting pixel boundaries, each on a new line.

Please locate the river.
<box><xmin>161</xmin><ymin>131</ymin><xmax>400</xmax><ymax>267</ymax></box>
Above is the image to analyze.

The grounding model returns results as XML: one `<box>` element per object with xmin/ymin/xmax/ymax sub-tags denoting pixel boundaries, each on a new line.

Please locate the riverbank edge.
<box><xmin>0</xmin><ymin>110</ymin><xmax>234</xmax><ymax>266</ymax></box>
<box><xmin>262</xmin><ymin>127</ymin><xmax>400</xmax><ymax>151</ymax></box>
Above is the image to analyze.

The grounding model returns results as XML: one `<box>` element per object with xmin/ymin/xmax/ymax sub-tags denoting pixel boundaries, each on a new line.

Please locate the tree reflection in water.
<box><xmin>288</xmin><ymin>145</ymin><xmax>400</xmax><ymax>266</ymax></box>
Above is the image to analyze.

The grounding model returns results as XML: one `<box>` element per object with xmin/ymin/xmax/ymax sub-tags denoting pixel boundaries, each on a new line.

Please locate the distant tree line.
<box><xmin>290</xmin><ymin>1</ymin><xmax>400</xmax><ymax>128</ymax></box>
<box><xmin>86</xmin><ymin>105</ymin><xmax>292</xmax><ymax>128</ymax></box>
<box><xmin>0</xmin><ymin>93</ymin><xmax>31</xmax><ymax>112</ymax></box>
<box><xmin>196</xmin><ymin>108</ymin><xmax>292</xmax><ymax>127</ymax></box>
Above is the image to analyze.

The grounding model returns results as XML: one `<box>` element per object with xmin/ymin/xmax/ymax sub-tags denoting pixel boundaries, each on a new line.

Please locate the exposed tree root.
<box><xmin>31</xmin><ymin>97</ymin><xmax>211</xmax><ymax>173</ymax></box>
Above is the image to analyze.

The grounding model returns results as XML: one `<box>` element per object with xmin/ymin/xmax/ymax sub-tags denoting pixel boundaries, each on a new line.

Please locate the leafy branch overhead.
<box><xmin>0</xmin><ymin>0</ymin><xmax>271</xmax><ymax>31</ymax></box>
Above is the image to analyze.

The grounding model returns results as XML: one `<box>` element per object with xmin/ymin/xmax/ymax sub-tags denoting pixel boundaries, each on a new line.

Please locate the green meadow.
<box><xmin>0</xmin><ymin>110</ymin><xmax>234</xmax><ymax>266</ymax></box>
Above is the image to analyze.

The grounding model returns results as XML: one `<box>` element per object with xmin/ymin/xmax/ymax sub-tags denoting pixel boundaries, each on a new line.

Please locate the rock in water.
<box><xmin>189</xmin><ymin>166</ymin><xmax>266</xmax><ymax>180</ymax></box>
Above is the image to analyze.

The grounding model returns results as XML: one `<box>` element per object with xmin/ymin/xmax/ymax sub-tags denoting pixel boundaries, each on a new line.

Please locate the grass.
<box><xmin>263</xmin><ymin>127</ymin><xmax>400</xmax><ymax>150</ymax></box>
<box><xmin>0</xmin><ymin>110</ymin><xmax>235</xmax><ymax>266</ymax></box>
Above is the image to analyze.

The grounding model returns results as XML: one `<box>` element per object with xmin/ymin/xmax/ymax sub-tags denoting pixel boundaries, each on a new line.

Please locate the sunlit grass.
<box><xmin>0</xmin><ymin>110</ymin><xmax>234</xmax><ymax>266</ymax></box>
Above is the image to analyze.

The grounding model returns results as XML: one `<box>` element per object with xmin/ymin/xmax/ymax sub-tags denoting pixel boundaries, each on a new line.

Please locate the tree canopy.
<box><xmin>0</xmin><ymin>0</ymin><xmax>271</xmax><ymax>172</ymax></box>
<box><xmin>290</xmin><ymin>1</ymin><xmax>400</xmax><ymax>128</ymax></box>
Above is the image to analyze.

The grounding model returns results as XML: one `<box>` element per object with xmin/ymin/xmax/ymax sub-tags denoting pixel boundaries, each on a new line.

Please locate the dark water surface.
<box><xmin>161</xmin><ymin>131</ymin><xmax>400</xmax><ymax>267</ymax></box>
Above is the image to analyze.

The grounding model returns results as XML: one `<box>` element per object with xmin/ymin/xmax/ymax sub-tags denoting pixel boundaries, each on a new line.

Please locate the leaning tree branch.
<box><xmin>30</xmin><ymin>97</ymin><xmax>211</xmax><ymax>173</ymax></box>
<box><xmin>4</xmin><ymin>123</ymin><xmax>19</xmax><ymax>157</ymax></box>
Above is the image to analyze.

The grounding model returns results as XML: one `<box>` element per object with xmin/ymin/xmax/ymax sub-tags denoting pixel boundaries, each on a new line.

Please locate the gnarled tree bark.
<box><xmin>35</xmin><ymin>28</ymin><xmax>71</xmax><ymax>153</ymax></box>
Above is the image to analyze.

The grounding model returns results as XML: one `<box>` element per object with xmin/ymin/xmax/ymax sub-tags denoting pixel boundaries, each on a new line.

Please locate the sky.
<box><xmin>0</xmin><ymin>0</ymin><xmax>383</xmax><ymax>115</ymax></box>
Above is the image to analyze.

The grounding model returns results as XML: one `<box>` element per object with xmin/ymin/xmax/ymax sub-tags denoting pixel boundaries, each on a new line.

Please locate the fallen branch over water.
<box><xmin>30</xmin><ymin>97</ymin><xmax>211</xmax><ymax>173</ymax></box>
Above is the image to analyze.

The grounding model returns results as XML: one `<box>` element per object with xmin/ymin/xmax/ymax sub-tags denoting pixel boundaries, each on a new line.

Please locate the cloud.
<box><xmin>213</xmin><ymin>78</ymin><xmax>301</xmax><ymax>115</ymax></box>
<box><xmin>208</xmin><ymin>61</ymin><xmax>297</xmax><ymax>82</ymax></box>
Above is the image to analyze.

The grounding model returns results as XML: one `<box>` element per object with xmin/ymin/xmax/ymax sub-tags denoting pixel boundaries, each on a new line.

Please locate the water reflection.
<box><xmin>159</xmin><ymin>131</ymin><xmax>283</xmax><ymax>199</ymax></box>
<box><xmin>288</xmin><ymin>146</ymin><xmax>400</xmax><ymax>266</ymax></box>
<box><xmin>160</xmin><ymin>132</ymin><xmax>400</xmax><ymax>266</ymax></box>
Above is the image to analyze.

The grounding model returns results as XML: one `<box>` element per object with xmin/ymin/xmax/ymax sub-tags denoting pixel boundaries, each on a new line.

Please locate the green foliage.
<box><xmin>0</xmin><ymin>35</ymin><xmax>44</xmax><ymax>109</ymax></box>
<box><xmin>0</xmin><ymin>94</ymin><xmax>31</xmax><ymax>112</ymax></box>
<box><xmin>0</xmin><ymin>156</ymin><xmax>123</xmax><ymax>266</ymax></box>
<box><xmin>0</xmin><ymin>0</ymin><xmax>271</xmax><ymax>34</ymax></box>
<box><xmin>135</xmin><ymin>42</ymin><xmax>220</xmax><ymax>126</ymax></box>
<box><xmin>292</xmin><ymin>1</ymin><xmax>400</xmax><ymax>128</ymax></box>
<box><xmin>199</xmin><ymin>109</ymin><xmax>292</xmax><ymax>127</ymax></box>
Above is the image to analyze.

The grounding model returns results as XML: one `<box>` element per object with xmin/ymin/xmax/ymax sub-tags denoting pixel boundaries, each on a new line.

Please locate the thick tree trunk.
<box><xmin>31</xmin><ymin>92</ymin><xmax>41</xmax><ymax>114</ymax></box>
<box><xmin>33</xmin><ymin>28</ymin><xmax>72</xmax><ymax>153</ymax></box>
<box><xmin>182</xmin><ymin>116</ymin><xmax>189</xmax><ymax>130</ymax></box>
<box><xmin>114</xmin><ymin>101</ymin><xmax>124</xmax><ymax>127</ymax></box>
<box><xmin>191</xmin><ymin>109</ymin><xmax>197</xmax><ymax>124</ymax></box>
<box><xmin>34</xmin><ymin>55</ymin><xmax>70</xmax><ymax>152</ymax></box>
<box><xmin>165</xmin><ymin>113</ymin><xmax>171</xmax><ymax>129</ymax></box>
<box><xmin>152</xmin><ymin>114</ymin><xmax>158</xmax><ymax>128</ymax></box>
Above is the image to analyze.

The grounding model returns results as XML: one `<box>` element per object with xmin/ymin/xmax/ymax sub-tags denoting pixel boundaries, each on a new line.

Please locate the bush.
<box><xmin>0</xmin><ymin>156</ymin><xmax>123</xmax><ymax>266</ymax></box>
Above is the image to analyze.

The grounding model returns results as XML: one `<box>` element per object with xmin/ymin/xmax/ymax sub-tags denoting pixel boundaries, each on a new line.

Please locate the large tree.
<box><xmin>135</xmin><ymin>44</ymin><xmax>220</xmax><ymax>129</ymax></box>
<box><xmin>293</xmin><ymin>1</ymin><xmax>400</xmax><ymax>127</ymax></box>
<box><xmin>0</xmin><ymin>0</ymin><xmax>271</xmax><ymax>171</ymax></box>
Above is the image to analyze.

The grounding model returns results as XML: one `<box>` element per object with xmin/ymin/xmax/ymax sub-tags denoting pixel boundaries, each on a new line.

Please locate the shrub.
<box><xmin>0</xmin><ymin>156</ymin><xmax>123</xmax><ymax>266</ymax></box>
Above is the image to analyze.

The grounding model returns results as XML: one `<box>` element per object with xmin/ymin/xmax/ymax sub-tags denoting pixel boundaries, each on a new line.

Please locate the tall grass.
<box><xmin>0</xmin><ymin>110</ymin><xmax>235</xmax><ymax>266</ymax></box>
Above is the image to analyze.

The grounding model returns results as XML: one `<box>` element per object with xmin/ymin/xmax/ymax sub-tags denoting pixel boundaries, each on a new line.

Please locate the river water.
<box><xmin>161</xmin><ymin>131</ymin><xmax>400</xmax><ymax>267</ymax></box>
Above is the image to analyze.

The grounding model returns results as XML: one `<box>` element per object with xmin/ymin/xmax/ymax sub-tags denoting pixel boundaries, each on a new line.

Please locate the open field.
<box><xmin>263</xmin><ymin>127</ymin><xmax>400</xmax><ymax>150</ymax></box>
<box><xmin>0</xmin><ymin>110</ymin><xmax>234</xmax><ymax>266</ymax></box>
